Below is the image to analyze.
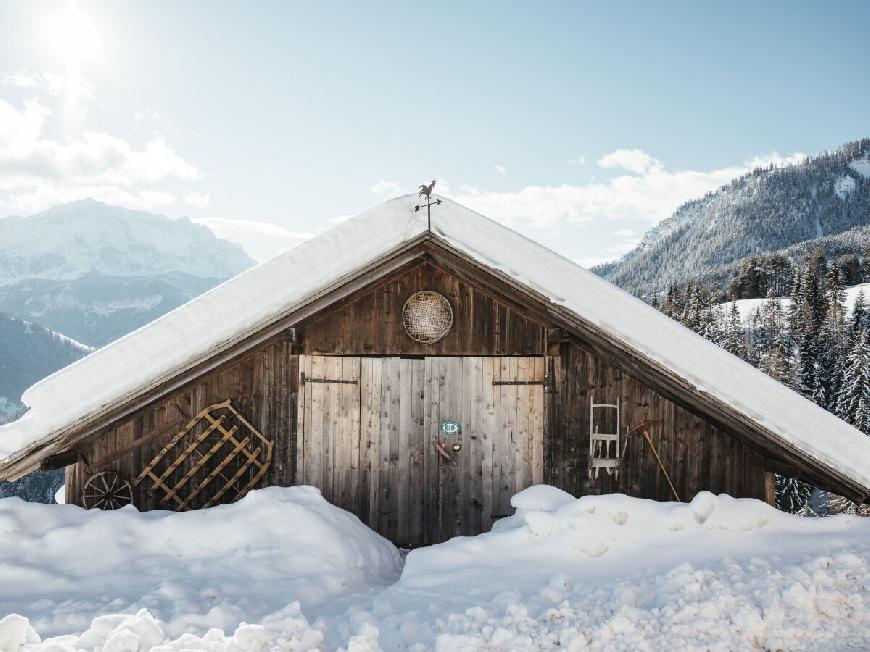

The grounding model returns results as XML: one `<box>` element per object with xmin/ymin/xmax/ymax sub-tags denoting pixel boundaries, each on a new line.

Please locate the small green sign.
<box><xmin>439</xmin><ymin>420</ymin><xmax>462</xmax><ymax>436</ymax></box>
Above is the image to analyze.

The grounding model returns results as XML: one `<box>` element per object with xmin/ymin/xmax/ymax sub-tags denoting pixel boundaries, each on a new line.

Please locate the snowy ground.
<box><xmin>719</xmin><ymin>282</ymin><xmax>870</xmax><ymax>325</ymax></box>
<box><xmin>2</xmin><ymin>486</ymin><xmax>870</xmax><ymax>651</ymax></box>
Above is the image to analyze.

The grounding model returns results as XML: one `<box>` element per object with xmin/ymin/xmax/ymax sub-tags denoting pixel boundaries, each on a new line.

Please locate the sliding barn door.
<box><xmin>432</xmin><ymin>357</ymin><xmax>545</xmax><ymax>542</ymax></box>
<box><xmin>297</xmin><ymin>355</ymin><xmax>544</xmax><ymax>547</ymax></box>
<box><xmin>359</xmin><ymin>357</ymin><xmax>427</xmax><ymax>546</ymax></box>
<box><xmin>296</xmin><ymin>356</ymin><xmax>361</xmax><ymax>513</ymax></box>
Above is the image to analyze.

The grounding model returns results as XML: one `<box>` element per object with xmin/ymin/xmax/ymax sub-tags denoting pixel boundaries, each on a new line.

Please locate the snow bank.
<box><xmin>720</xmin><ymin>282</ymin><xmax>870</xmax><ymax>325</ymax></box>
<box><xmin>392</xmin><ymin>488</ymin><xmax>870</xmax><ymax>650</ymax></box>
<box><xmin>2</xmin><ymin>488</ymin><xmax>870</xmax><ymax>650</ymax></box>
<box><xmin>401</xmin><ymin>488</ymin><xmax>860</xmax><ymax>591</ymax></box>
<box><xmin>1</xmin><ymin>605</ymin><xmax>327</xmax><ymax>652</ymax></box>
<box><xmin>0</xmin><ymin>486</ymin><xmax>401</xmax><ymax>641</ymax></box>
<box><xmin>850</xmin><ymin>157</ymin><xmax>870</xmax><ymax>179</ymax></box>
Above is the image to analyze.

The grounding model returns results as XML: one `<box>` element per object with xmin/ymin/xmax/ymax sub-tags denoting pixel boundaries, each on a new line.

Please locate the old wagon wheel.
<box><xmin>82</xmin><ymin>471</ymin><xmax>133</xmax><ymax>510</ymax></box>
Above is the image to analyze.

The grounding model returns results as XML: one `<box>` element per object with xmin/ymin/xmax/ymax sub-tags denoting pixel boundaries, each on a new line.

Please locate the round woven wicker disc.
<box><xmin>402</xmin><ymin>291</ymin><xmax>453</xmax><ymax>343</ymax></box>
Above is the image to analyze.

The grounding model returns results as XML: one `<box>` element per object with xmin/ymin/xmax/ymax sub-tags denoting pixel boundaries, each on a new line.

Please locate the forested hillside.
<box><xmin>597</xmin><ymin>139</ymin><xmax>870</xmax><ymax>296</ymax></box>
<box><xmin>0</xmin><ymin>315</ymin><xmax>92</xmax><ymax>502</ymax></box>
<box><xmin>0</xmin><ymin>314</ymin><xmax>92</xmax><ymax>419</ymax></box>
<box><xmin>654</xmin><ymin>248</ymin><xmax>870</xmax><ymax>517</ymax></box>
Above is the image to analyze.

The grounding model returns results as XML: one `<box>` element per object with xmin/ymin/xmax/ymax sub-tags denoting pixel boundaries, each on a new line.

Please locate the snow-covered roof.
<box><xmin>2</xmin><ymin>195</ymin><xmax>870</xmax><ymax>496</ymax></box>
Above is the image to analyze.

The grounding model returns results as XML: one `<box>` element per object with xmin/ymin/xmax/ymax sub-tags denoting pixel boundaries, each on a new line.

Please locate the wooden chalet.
<box><xmin>1</xmin><ymin>195</ymin><xmax>868</xmax><ymax>547</ymax></box>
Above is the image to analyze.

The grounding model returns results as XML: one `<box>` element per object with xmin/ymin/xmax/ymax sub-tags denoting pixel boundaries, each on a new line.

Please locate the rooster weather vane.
<box><xmin>415</xmin><ymin>179</ymin><xmax>441</xmax><ymax>231</ymax></box>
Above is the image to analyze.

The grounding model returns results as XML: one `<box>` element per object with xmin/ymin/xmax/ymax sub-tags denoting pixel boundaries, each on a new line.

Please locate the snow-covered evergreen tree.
<box><xmin>852</xmin><ymin>290</ymin><xmax>867</xmax><ymax>334</ymax></box>
<box><xmin>838</xmin><ymin>328</ymin><xmax>870</xmax><ymax>434</ymax></box>
<box><xmin>815</xmin><ymin>267</ymin><xmax>848</xmax><ymax>410</ymax></box>
<box><xmin>757</xmin><ymin>294</ymin><xmax>791</xmax><ymax>385</ymax></box>
<box><xmin>721</xmin><ymin>302</ymin><xmax>745</xmax><ymax>359</ymax></box>
<box><xmin>775</xmin><ymin>475</ymin><xmax>815</xmax><ymax>515</ymax></box>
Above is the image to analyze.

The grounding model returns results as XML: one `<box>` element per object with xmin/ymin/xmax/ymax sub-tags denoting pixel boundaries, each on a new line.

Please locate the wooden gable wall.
<box><xmin>546</xmin><ymin>338</ymin><xmax>770</xmax><ymax>503</ymax></box>
<box><xmin>300</xmin><ymin>261</ymin><xmax>544</xmax><ymax>356</ymax></box>
<box><xmin>63</xmin><ymin>254</ymin><xmax>772</xmax><ymax>520</ymax></box>
<box><xmin>65</xmin><ymin>334</ymin><xmax>299</xmax><ymax>510</ymax></box>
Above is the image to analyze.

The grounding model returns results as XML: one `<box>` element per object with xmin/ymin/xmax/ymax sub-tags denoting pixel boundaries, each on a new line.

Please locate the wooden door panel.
<box><xmin>359</xmin><ymin>357</ymin><xmax>427</xmax><ymax>547</ymax></box>
<box><xmin>297</xmin><ymin>355</ymin><xmax>361</xmax><ymax>512</ymax></box>
<box><xmin>434</xmin><ymin>356</ymin><xmax>545</xmax><ymax>542</ymax></box>
<box><xmin>298</xmin><ymin>354</ymin><xmax>543</xmax><ymax>547</ymax></box>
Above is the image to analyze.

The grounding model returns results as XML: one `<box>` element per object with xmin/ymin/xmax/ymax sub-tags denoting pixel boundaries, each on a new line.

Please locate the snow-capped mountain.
<box><xmin>596</xmin><ymin>138</ymin><xmax>870</xmax><ymax>295</ymax></box>
<box><xmin>0</xmin><ymin>199</ymin><xmax>256</xmax><ymax>346</ymax></box>
<box><xmin>0</xmin><ymin>198</ymin><xmax>252</xmax><ymax>285</ymax></box>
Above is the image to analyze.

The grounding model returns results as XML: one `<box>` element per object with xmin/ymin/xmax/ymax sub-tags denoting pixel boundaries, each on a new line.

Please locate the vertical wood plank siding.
<box><xmin>543</xmin><ymin>340</ymin><xmax>769</xmax><ymax>503</ymax></box>
<box><xmin>66</xmin><ymin>336</ymin><xmax>298</xmax><ymax>510</ymax></box>
<box><xmin>64</xmin><ymin>258</ymin><xmax>771</xmax><ymax>544</ymax></box>
<box><xmin>301</xmin><ymin>261</ymin><xmax>544</xmax><ymax>356</ymax></box>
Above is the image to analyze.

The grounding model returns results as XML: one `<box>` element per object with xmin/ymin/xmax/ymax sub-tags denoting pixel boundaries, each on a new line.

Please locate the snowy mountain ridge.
<box><xmin>0</xmin><ymin>200</ymin><xmax>257</xmax><ymax>346</ymax></box>
<box><xmin>0</xmin><ymin>198</ymin><xmax>253</xmax><ymax>286</ymax></box>
<box><xmin>596</xmin><ymin>138</ymin><xmax>870</xmax><ymax>295</ymax></box>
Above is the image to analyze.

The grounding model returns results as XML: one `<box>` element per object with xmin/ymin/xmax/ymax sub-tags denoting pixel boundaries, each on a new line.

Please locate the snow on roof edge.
<box><xmin>0</xmin><ymin>195</ymin><xmax>430</xmax><ymax>462</ymax></box>
<box><xmin>427</xmin><ymin>201</ymin><xmax>870</xmax><ymax>491</ymax></box>
<box><xmin>2</xmin><ymin>193</ymin><xmax>870</xmax><ymax>495</ymax></box>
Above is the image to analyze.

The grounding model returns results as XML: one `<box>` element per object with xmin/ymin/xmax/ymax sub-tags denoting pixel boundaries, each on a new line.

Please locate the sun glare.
<box><xmin>45</xmin><ymin>3</ymin><xmax>101</xmax><ymax>63</ymax></box>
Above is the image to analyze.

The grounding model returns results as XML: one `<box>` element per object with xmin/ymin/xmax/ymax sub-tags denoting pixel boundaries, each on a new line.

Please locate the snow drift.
<box><xmin>0</xmin><ymin>486</ymin><xmax>401</xmax><ymax>642</ymax></box>
<box><xmin>2</xmin><ymin>487</ymin><xmax>870</xmax><ymax>650</ymax></box>
<box><xmin>392</xmin><ymin>487</ymin><xmax>870</xmax><ymax>650</ymax></box>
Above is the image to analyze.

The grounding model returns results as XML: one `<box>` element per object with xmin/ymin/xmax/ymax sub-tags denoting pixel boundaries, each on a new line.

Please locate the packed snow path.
<box><xmin>2</xmin><ymin>486</ymin><xmax>869</xmax><ymax>651</ymax></box>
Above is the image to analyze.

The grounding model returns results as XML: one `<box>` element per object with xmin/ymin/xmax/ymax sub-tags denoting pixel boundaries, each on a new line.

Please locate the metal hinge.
<box><xmin>300</xmin><ymin>372</ymin><xmax>358</xmax><ymax>385</ymax></box>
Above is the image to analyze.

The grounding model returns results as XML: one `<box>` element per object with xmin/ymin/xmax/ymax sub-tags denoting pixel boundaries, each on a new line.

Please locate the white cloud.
<box><xmin>370</xmin><ymin>179</ymin><xmax>402</xmax><ymax>195</ymax></box>
<box><xmin>193</xmin><ymin>217</ymin><xmax>313</xmax><ymax>262</ymax></box>
<box><xmin>0</xmin><ymin>93</ymin><xmax>204</xmax><ymax>216</ymax></box>
<box><xmin>0</xmin><ymin>129</ymin><xmax>201</xmax><ymax>187</ymax></box>
<box><xmin>184</xmin><ymin>191</ymin><xmax>210</xmax><ymax>209</ymax></box>
<box><xmin>493</xmin><ymin>164</ymin><xmax>506</xmax><ymax>175</ymax></box>
<box><xmin>577</xmin><ymin>255</ymin><xmax>614</xmax><ymax>268</ymax></box>
<box><xmin>597</xmin><ymin>149</ymin><xmax>661</xmax><ymax>175</ymax></box>
<box><xmin>3</xmin><ymin>70</ymin><xmax>95</xmax><ymax>103</ymax></box>
<box><xmin>134</xmin><ymin>107</ymin><xmax>162</xmax><ymax>122</ymax></box>
<box><xmin>0</xmin><ymin>98</ymin><xmax>49</xmax><ymax>158</ymax></box>
<box><xmin>568</xmin><ymin>155</ymin><xmax>586</xmax><ymax>165</ymax></box>
<box><xmin>0</xmin><ymin>185</ymin><xmax>177</xmax><ymax>217</ymax></box>
<box><xmin>576</xmin><ymin>233</ymin><xmax>640</xmax><ymax>269</ymax></box>
<box><xmin>2</xmin><ymin>70</ymin><xmax>39</xmax><ymax>88</ymax></box>
<box><xmin>744</xmin><ymin>151</ymin><xmax>807</xmax><ymax>169</ymax></box>
<box><xmin>446</xmin><ymin>148</ymin><xmax>803</xmax><ymax>228</ymax></box>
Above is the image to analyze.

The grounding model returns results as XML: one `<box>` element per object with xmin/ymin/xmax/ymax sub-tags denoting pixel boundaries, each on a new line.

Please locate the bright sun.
<box><xmin>45</xmin><ymin>3</ymin><xmax>101</xmax><ymax>63</ymax></box>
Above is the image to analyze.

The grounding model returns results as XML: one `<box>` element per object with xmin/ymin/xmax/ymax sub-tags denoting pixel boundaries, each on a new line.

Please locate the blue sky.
<box><xmin>0</xmin><ymin>0</ymin><xmax>868</xmax><ymax>264</ymax></box>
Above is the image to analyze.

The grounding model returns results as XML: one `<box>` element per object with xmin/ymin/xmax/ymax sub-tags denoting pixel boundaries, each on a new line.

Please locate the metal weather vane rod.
<box><xmin>415</xmin><ymin>178</ymin><xmax>441</xmax><ymax>232</ymax></box>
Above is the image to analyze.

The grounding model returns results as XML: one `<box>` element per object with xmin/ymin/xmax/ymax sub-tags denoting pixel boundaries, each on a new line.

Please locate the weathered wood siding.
<box><xmin>63</xmin><ymin>252</ymin><xmax>774</xmax><ymax>541</ymax></box>
<box><xmin>297</xmin><ymin>354</ymin><xmax>544</xmax><ymax>547</ymax></box>
<box><xmin>65</xmin><ymin>336</ymin><xmax>299</xmax><ymax>510</ymax></box>
<box><xmin>301</xmin><ymin>261</ymin><xmax>544</xmax><ymax>356</ymax></box>
<box><xmin>545</xmin><ymin>339</ymin><xmax>769</xmax><ymax>502</ymax></box>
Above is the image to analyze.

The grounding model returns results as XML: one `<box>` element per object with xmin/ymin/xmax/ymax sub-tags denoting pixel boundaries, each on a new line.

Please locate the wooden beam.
<box><xmin>40</xmin><ymin>449</ymin><xmax>78</xmax><ymax>471</ymax></box>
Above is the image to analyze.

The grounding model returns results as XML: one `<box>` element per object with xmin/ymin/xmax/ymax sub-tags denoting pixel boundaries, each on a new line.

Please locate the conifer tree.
<box><xmin>775</xmin><ymin>475</ymin><xmax>814</xmax><ymax>515</ymax></box>
<box><xmin>852</xmin><ymin>290</ymin><xmax>866</xmax><ymax>334</ymax></box>
<box><xmin>758</xmin><ymin>294</ymin><xmax>791</xmax><ymax>385</ymax></box>
<box><xmin>815</xmin><ymin>267</ymin><xmax>847</xmax><ymax>409</ymax></box>
<box><xmin>722</xmin><ymin>302</ymin><xmax>745</xmax><ymax>359</ymax></box>
<box><xmin>838</xmin><ymin>329</ymin><xmax>870</xmax><ymax>434</ymax></box>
